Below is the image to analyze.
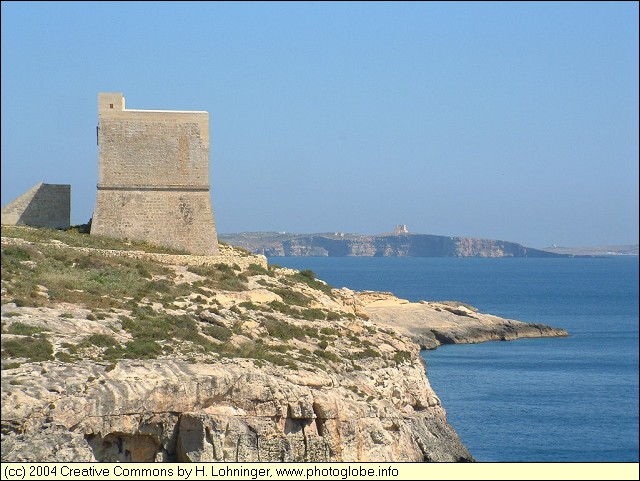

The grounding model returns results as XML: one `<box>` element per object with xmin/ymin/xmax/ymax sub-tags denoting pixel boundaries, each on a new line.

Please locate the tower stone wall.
<box><xmin>91</xmin><ymin>93</ymin><xmax>219</xmax><ymax>255</ymax></box>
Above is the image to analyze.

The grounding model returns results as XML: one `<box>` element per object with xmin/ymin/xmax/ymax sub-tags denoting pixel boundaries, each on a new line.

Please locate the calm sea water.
<box><xmin>272</xmin><ymin>256</ymin><xmax>639</xmax><ymax>462</ymax></box>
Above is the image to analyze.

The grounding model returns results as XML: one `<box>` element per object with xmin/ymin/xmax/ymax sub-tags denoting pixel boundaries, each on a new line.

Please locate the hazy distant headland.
<box><xmin>220</xmin><ymin>231</ymin><xmax>575</xmax><ymax>258</ymax></box>
<box><xmin>539</xmin><ymin>244</ymin><xmax>638</xmax><ymax>257</ymax></box>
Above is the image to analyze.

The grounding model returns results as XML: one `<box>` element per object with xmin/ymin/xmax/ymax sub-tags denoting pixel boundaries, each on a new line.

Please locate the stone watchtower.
<box><xmin>91</xmin><ymin>93</ymin><xmax>219</xmax><ymax>255</ymax></box>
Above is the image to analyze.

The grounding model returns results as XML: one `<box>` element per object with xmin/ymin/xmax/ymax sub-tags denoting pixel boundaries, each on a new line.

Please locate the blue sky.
<box><xmin>2</xmin><ymin>1</ymin><xmax>638</xmax><ymax>248</ymax></box>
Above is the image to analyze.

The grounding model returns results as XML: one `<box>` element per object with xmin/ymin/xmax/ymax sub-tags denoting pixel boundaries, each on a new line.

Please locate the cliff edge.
<box><xmin>1</xmin><ymin>226</ymin><xmax>566</xmax><ymax>462</ymax></box>
<box><xmin>356</xmin><ymin>292</ymin><xmax>567</xmax><ymax>350</ymax></box>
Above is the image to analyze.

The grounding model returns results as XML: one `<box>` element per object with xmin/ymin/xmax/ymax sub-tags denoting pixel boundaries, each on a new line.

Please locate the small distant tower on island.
<box><xmin>394</xmin><ymin>224</ymin><xmax>409</xmax><ymax>235</ymax></box>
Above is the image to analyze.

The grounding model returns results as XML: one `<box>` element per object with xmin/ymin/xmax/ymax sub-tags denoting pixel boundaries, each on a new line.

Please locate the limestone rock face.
<box><xmin>360</xmin><ymin>297</ymin><xmax>568</xmax><ymax>350</ymax></box>
<box><xmin>1</xmin><ymin>227</ymin><xmax>567</xmax><ymax>463</ymax></box>
<box><xmin>1</xmin><ymin>358</ymin><xmax>471</xmax><ymax>462</ymax></box>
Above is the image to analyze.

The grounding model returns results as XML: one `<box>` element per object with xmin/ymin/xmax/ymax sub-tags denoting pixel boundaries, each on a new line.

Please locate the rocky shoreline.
<box><xmin>357</xmin><ymin>291</ymin><xmax>568</xmax><ymax>350</ymax></box>
<box><xmin>1</xmin><ymin>227</ymin><xmax>567</xmax><ymax>462</ymax></box>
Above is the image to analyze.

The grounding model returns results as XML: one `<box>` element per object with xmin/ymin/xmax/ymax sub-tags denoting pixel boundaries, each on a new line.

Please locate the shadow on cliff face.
<box><xmin>86</xmin><ymin>431</ymin><xmax>173</xmax><ymax>462</ymax></box>
<box><xmin>84</xmin><ymin>414</ymin><xmax>182</xmax><ymax>462</ymax></box>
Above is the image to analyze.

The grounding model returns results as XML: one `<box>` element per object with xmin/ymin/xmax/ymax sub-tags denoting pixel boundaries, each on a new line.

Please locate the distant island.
<box><xmin>220</xmin><ymin>230</ymin><xmax>639</xmax><ymax>258</ymax></box>
<box><xmin>539</xmin><ymin>244</ymin><xmax>638</xmax><ymax>257</ymax></box>
<box><xmin>220</xmin><ymin>229</ymin><xmax>567</xmax><ymax>258</ymax></box>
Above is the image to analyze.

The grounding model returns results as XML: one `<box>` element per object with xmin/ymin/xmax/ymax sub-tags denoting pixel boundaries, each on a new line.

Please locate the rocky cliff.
<box><xmin>1</xmin><ymin>226</ymin><xmax>567</xmax><ymax>462</ymax></box>
<box><xmin>220</xmin><ymin>232</ymin><xmax>567</xmax><ymax>258</ymax></box>
<box><xmin>357</xmin><ymin>292</ymin><xmax>568</xmax><ymax>350</ymax></box>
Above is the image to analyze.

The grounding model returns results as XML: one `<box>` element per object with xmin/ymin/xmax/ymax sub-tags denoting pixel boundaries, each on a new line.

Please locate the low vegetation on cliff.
<box><xmin>1</xmin><ymin>224</ymin><xmax>564</xmax><ymax>462</ymax></box>
<box><xmin>2</xmin><ymin>225</ymin><xmax>477</xmax><ymax>463</ymax></box>
<box><xmin>1</xmin><ymin>225</ymin><xmax>412</xmax><ymax>374</ymax></box>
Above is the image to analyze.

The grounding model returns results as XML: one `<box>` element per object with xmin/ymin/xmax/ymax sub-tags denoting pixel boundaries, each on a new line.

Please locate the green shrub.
<box><xmin>55</xmin><ymin>352</ymin><xmax>75</xmax><ymax>363</ymax></box>
<box><xmin>262</xmin><ymin>317</ymin><xmax>306</xmax><ymax>341</ymax></box>
<box><xmin>1</xmin><ymin>246</ymin><xmax>32</xmax><ymax>261</ymax></box>
<box><xmin>2</xmin><ymin>244</ymin><xmax>173</xmax><ymax>310</ymax></box>
<box><xmin>270</xmin><ymin>288</ymin><xmax>311</xmax><ymax>307</ymax></box>
<box><xmin>67</xmin><ymin>221</ymin><xmax>91</xmax><ymax>234</ymax></box>
<box><xmin>256</xmin><ymin>278</ymin><xmax>275</xmax><ymax>288</ymax></box>
<box><xmin>187</xmin><ymin>264</ymin><xmax>247</xmax><ymax>291</ymax></box>
<box><xmin>350</xmin><ymin>348</ymin><xmax>381</xmax><ymax>359</ymax></box>
<box><xmin>112</xmin><ymin>310</ymin><xmax>215</xmax><ymax>360</ymax></box>
<box><xmin>347</xmin><ymin>385</ymin><xmax>362</xmax><ymax>395</ymax></box>
<box><xmin>6</xmin><ymin>322</ymin><xmax>45</xmax><ymax>336</ymax></box>
<box><xmin>150</xmin><ymin>278</ymin><xmax>173</xmax><ymax>293</ymax></box>
<box><xmin>245</xmin><ymin>263</ymin><xmax>273</xmax><ymax>277</ymax></box>
<box><xmin>268</xmin><ymin>300</ymin><xmax>298</xmax><ymax>316</ymax></box>
<box><xmin>60</xmin><ymin>342</ymin><xmax>78</xmax><ymax>354</ymax></box>
<box><xmin>299</xmin><ymin>269</ymin><xmax>316</xmax><ymax>280</ymax></box>
<box><xmin>1</xmin><ymin>225</ymin><xmax>188</xmax><ymax>254</ymax></box>
<box><xmin>12</xmin><ymin>298</ymin><xmax>37</xmax><ymax>307</ymax></box>
<box><xmin>1</xmin><ymin>336</ymin><xmax>54</xmax><ymax>362</ymax></box>
<box><xmin>121</xmin><ymin>338</ymin><xmax>162</xmax><ymax>359</ymax></box>
<box><xmin>85</xmin><ymin>334</ymin><xmax>119</xmax><ymax>348</ymax></box>
<box><xmin>320</xmin><ymin>327</ymin><xmax>340</xmax><ymax>336</ymax></box>
<box><xmin>202</xmin><ymin>324</ymin><xmax>233</xmax><ymax>341</ymax></box>
<box><xmin>2</xmin><ymin>362</ymin><xmax>22</xmax><ymax>370</ymax></box>
<box><xmin>288</xmin><ymin>271</ymin><xmax>334</xmax><ymax>298</ymax></box>
<box><xmin>302</xmin><ymin>326</ymin><xmax>320</xmax><ymax>338</ymax></box>
<box><xmin>268</xmin><ymin>344</ymin><xmax>292</xmax><ymax>353</ymax></box>
<box><xmin>239</xmin><ymin>301</ymin><xmax>268</xmax><ymax>311</ymax></box>
<box><xmin>230</xmin><ymin>342</ymin><xmax>297</xmax><ymax>368</ymax></box>
<box><xmin>300</xmin><ymin>308</ymin><xmax>325</xmax><ymax>320</ymax></box>
<box><xmin>393</xmin><ymin>351</ymin><xmax>412</xmax><ymax>364</ymax></box>
<box><xmin>136</xmin><ymin>263</ymin><xmax>153</xmax><ymax>279</ymax></box>
<box><xmin>314</xmin><ymin>349</ymin><xmax>341</xmax><ymax>363</ymax></box>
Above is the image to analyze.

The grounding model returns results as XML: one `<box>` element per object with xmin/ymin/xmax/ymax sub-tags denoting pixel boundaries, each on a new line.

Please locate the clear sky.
<box><xmin>2</xmin><ymin>2</ymin><xmax>638</xmax><ymax>248</ymax></box>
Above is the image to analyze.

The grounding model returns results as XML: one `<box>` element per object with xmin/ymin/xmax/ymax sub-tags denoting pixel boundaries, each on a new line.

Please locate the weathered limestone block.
<box><xmin>1</xmin><ymin>359</ymin><xmax>473</xmax><ymax>462</ymax></box>
<box><xmin>1</xmin><ymin>182</ymin><xmax>70</xmax><ymax>229</ymax></box>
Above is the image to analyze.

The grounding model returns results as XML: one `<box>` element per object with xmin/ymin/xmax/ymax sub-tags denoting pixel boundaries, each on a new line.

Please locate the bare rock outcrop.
<box><xmin>1</xmin><ymin>355</ymin><xmax>471</xmax><ymax>462</ymax></box>
<box><xmin>359</xmin><ymin>294</ymin><xmax>568</xmax><ymax>350</ymax></box>
<box><xmin>0</xmin><ymin>226</ymin><xmax>567</xmax><ymax>462</ymax></box>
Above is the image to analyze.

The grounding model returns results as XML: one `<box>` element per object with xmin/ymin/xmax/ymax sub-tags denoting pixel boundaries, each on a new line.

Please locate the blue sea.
<box><xmin>272</xmin><ymin>256</ymin><xmax>639</xmax><ymax>462</ymax></box>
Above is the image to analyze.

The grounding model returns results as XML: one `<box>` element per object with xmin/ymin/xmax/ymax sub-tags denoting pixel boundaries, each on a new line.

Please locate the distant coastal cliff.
<box><xmin>220</xmin><ymin>232</ymin><xmax>568</xmax><ymax>258</ymax></box>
